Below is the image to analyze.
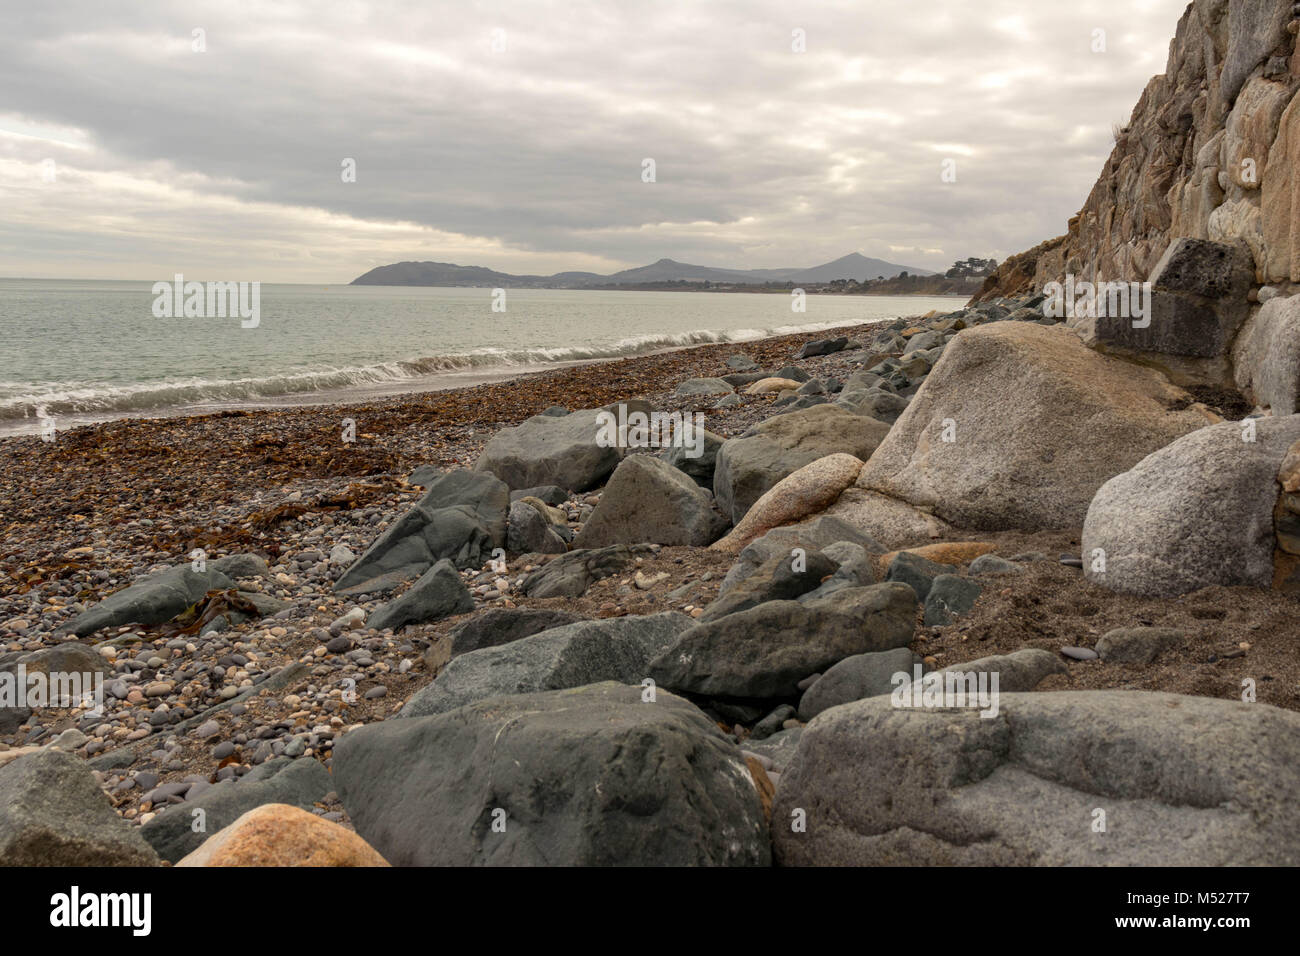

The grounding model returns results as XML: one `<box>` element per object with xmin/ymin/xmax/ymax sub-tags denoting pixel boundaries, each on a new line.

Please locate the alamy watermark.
<box><xmin>890</xmin><ymin>664</ymin><xmax>999</xmax><ymax>718</ymax></box>
<box><xmin>1042</xmin><ymin>274</ymin><xmax>1151</xmax><ymax>328</ymax></box>
<box><xmin>151</xmin><ymin>274</ymin><xmax>260</xmax><ymax>328</ymax></box>
<box><xmin>0</xmin><ymin>667</ymin><xmax>106</xmax><ymax>716</ymax></box>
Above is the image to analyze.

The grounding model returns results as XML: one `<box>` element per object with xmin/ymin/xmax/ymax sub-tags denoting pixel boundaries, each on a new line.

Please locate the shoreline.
<box><xmin>0</xmin><ymin>318</ymin><xmax>903</xmax><ymax>440</ymax></box>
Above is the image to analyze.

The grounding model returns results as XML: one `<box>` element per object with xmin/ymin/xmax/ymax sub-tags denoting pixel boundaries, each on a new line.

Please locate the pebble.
<box><xmin>1061</xmin><ymin>646</ymin><xmax>1099</xmax><ymax>661</ymax></box>
<box><xmin>195</xmin><ymin>720</ymin><xmax>221</xmax><ymax>739</ymax></box>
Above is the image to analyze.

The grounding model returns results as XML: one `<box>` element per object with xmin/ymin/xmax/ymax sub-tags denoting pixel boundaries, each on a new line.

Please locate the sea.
<box><xmin>0</xmin><ymin>279</ymin><xmax>963</xmax><ymax>437</ymax></box>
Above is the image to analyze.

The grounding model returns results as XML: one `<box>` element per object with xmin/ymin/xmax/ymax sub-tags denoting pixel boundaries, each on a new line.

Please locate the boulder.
<box><xmin>885</xmin><ymin>550</ymin><xmax>949</xmax><ymax>601</ymax></box>
<box><xmin>714</xmin><ymin>405</ymin><xmax>890</xmax><ymax>524</ymax></box>
<box><xmin>1083</xmin><ymin>415</ymin><xmax>1300</xmax><ymax>595</ymax></box>
<box><xmin>506</xmin><ymin>500</ymin><xmax>567</xmax><ymax>554</ymax></box>
<box><xmin>1091</xmin><ymin>238</ymin><xmax>1254</xmax><ymax>358</ymax></box>
<box><xmin>510</xmin><ymin>485</ymin><xmax>569</xmax><ymax>507</ymax></box>
<box><xmin>1095</xmin><ymin>627</ymin><xmax>1186</xmax><ymax>665</ymax></box>
<box><xmin>446</xmin><ymin>608</ymin><xmax>586</xmax><ymax>658</ymax></box>
<box><xmin>0</xmin><ymin>749</ymin><xmax>158</xmax><ymax>866</ymax></box>
<box><xmin>401</xmin><ymin>612</ymin><xmax>693</xmax><ymax>718</ymax></box>
<box><xmin>334</xmin><ymin>469</ymin><xmax>508</xmax><ymax>593</ymax></box>
<box><xmin>475</xmin><ymin>400</ymin><xmax>653</xmax><ymax>492</ymax></box>
<box><xmin>573</xmin><ymin>455</ymin><xmax>728</xmax><ymax>549</ymax></box>
<box><xmin>826</xmin><ymin>488</ymin><xmax>956</xmax><ymax>550</ymax></box>
<box><xmin>796</xmin><ymin>337</ymin><xmax>848</xmax><ymax>358</ymax></box>
<box><xmin>745</xmin><ymin>377</ymin><xmax>804</xmax><ymax>395</ymax></box>
<box><xmin>698</xmin><ymin>550</ymin><xmax>839</xmax><ymax>623</ymax></box>
<box><xmin>1233</xmin><ymin>294</ymin><xmax>1300</xmax><ymax>412</ymax></box>
<box><xmin>648</xmin><ymin>583</ymin><xmax>917</xmax><ymax>699</ymax></box>
<box><xmin>660</xmin><ymin>428</ymin><xmax>724</xmax><ymax>487</ymax></box>
<box><xmin>843</xmin><ymin>323</ymin><xmax>1216</xmax><ymax>533</ymax></box>
<box><xmin>835</xmin><ymin>387</ymin><xmax>910</xmax><ymax>424</ymax></box>
<box><xmin>140</xmin><ymin>756</ymin><xmax>333</xmax><ymax>863</ymax></box>
<box><xmin>799</xmin><ymin>541</ymin><xmax>877</xmax><ymax>600</ymax></box>
<box><xmin>335</xmin><ymin>682</ymin><xmax>769</xmax><ymax>866</ymax></box>
<box><xmin>518</xmin><ymin>544</ymin><xmax>650</xmax><ymax>598</ymax></box>
<box><xmin>797</xmin><ymin>647</ymin><xmax>920</xmax><ymax>720</ymax></box>
<box><xmin>365</xmin><ymin>559</ymin><xmax>474</xmax><ymax>632</ymax></box>
<box><xmin>773</xmin><ymin>691</ymin><xmax>1300</xmax><ymax>866</ymax></box>
<box><xmin>923</xmin><ymin>575</ymin><xmax>983</xmax><ymax>626</ymax></box>
<box><xmin>718</xmin><ymin>515</ymin><xmax>884</xmax><ymax>596</ymax></box>
<box><xmin>177</xmin><ymin>804</ymin><xmax>389</xmax><ymax>867</ymax></box>
<box><xmin>674</xmin><ymin>377</ymin><xmax>734</xmax><ymax>396</ymax></box>
<box><xmin>712</xmin><ymin>454</ymin><xmax>864</xmax><ymax>554</ymax></box>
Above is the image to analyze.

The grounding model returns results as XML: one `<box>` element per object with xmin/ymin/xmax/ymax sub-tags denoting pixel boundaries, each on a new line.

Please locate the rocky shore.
<box><xmin>2</xmin><ymin>281</ymin><xmax>1299</xmax><ymax>866</ymax></box>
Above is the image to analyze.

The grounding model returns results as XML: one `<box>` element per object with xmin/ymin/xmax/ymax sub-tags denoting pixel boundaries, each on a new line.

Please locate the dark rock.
<box><xmin>797</xmin><ymin>647</ymin><xmax>919</xmax><ymax>720</ymax></box>
<box><xmin>519</xmin><ymin>545</ymin><xmax>650</xmax><ymax>599</ymax></box>
<box><xmin>335</xmin><ymin>681</ymin><xmax>769</xmax><ymax>866</ymax></box>
<box><xmin>573</xmin><ymin>455</ymin><xmax>728</xmax><ymax>549</ymax></box>
<box><xmin>447</xmin><ymin>608</ymin><xmax>587</xmax><ymax>658</ymax></box>
<box><xmin>506</xmin><ymin>500</ymin><xmax>567</xmax><ymax>554</ymax></box>
<box><xmin>923</xmin><ymin>575</ymin><xmax>982</xmax><ymax>626</ymax></box>
<box><xmin>886</xmin><ymin>551</ymin><xmax>948</xmax><ymax>601</ymax></box>
<box><xmin>402</xmin><ymin>612</ymin><xmax>692</xmax><ymax>717</ymax></box>
<box><xmin>366</xmin><ymin>559</ymin><xmax>474</xmax><ymax>632</ymax></box>
<box><xmin>698</xmin><ymin>551</ymin><xmax>839</xmax><ymax>623</ymax></box>
<box><xmin>1095</xmin><ymin>627</ymin><xmax>1186</xmax><ymax>665</ymax></box>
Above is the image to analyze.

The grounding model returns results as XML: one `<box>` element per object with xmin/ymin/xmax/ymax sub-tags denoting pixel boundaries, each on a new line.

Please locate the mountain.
<box><xmin>350</xmin><ymin>253</ymin><xmax>933</xmax><ymax>287</ymax></box>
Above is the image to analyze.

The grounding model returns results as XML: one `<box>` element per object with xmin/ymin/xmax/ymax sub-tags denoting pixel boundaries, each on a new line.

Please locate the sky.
<box><xmin>0</xmin><ymin>0</ymin><xmax>1192</xmax><ymax>283</ymax></box>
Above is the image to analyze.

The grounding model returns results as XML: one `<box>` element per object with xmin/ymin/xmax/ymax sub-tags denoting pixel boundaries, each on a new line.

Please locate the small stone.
<box><xmin>1060</xmin><ymin>646</ymin><xmax>1099</xmax><ymax>661</ymax></box>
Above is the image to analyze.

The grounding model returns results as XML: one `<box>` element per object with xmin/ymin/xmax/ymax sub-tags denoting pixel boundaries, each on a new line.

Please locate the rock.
<box><xmin>920</xmin><ymin>648</ymin><xmax>1066</xmax><ymax>693</ymax></box>
<box><xmin>714</xmin><ymin>405</ymin><xmax>890</xmax><ymax>524</ymax></box>
<box><xmin>923</xmin><ymin>575</ymin><xmax>982</xmax><ymax>627</ymax></box>
<box><xmin>177</xmin><ymin>804</ymin><xmax>389</xmax><ymax>867</ymax></box>
<box><xmin>772</xmin><ymin>365</ymin><xmax>811</xmax><ymax>382</ymax></box>
<box><xmin>1083</xmin><ymin>415</ymin><xmax>1300</xmax><ymax>595</ymax></box>
<box><xmin>675</xmin><ymin>377</ymin><xmax>734</xmax><ymax>396</ymax></box>
<box><xmin>885</xmin><ymin>551</ymin><xmax>949</xmax><ymax>601</ymax></box>
<box><xmin>506</xmin><ymin>500</ymin><xmax>567</xmax><ymax>554</ymax></box>
<box><xmin>660</xmin><ymin>428</ymin><xmax>724</xmax><ymax>488</ymax></box>
<box><xmin>510</xmin><ymin>485</ymin><xmax>569</xmax><ymax>507</ymax></box>
<box><xmin>446</xmin><ymin>608</ymin><xmax>586</xmax><ymax>658</ymax></box>
<box><xmin>712</xmin><ymin>454</ymin><xmax>864</xmax><ymax>554</ymax></box>
<box><xmin>475</xmin><ymin>401</ymin><xmax>653</xmax><ymax>492</ymax></box>
<box><xmin>714</xmin><ymin>394</ymin><xmax>743</xmax><ymax>408</ymax></box>
<box><xmin>337</xmin><ymin>682</ymin><xmax>769</xmax><ymax>865</ymax></box>
<box><xmin>1233</xmin><ymin>294</ymin><xmax>1300</xmax><ymax>412</ymax></box>
<box><xmin>328</xmin><ymin>544</ymin><xmax>356</xmax><ymax>566</ymax></box>
<box><xmin>649</xmin><ymin>583</ymin><xmax>917</xmax><ymax>699</ymax></box>
<box><xmin>726</xmin><ymin>354</ymin><xmax>761</xmax><ymax>371</ymax></box>
<box><xmin>798</xmin><ymin>647</ymin><xmax>920</xmax><ymax>720</ymax></box>
<box><xmin>1091</xmin><ymin>239</ymin><xmax>1253</xmax><ymax>358</ymax></box>
<box><xmin>518</xmin><ymin>544</ymin><xmax>649</xmax><ymax>598</ymax></box>
<box><xmin>0</xmin><ymin>749</ymin><xmax>158</xmax><ymax>865</ymax></box>
<box><xmin>365</xmin><ymin>559</ymin><xmax>475</xmax><ymax>632</ymax></box>
<box><xmin>968</xmin><ymin>554</ymin><xmax>1022</xmax><ymax>575</ymax></box>
<box><xmin>745</xmin><ymin>377</ymin><xmax>805</xmax><ymax>395</ymax></box>
<box><xmin>573</xmin><ymin>455</ymin><xmax>728</xmax><ymax>549</ymax></box>
<box><xmin>796</xmin><ymin>337</ymin><xmax>848</xmax><ymax>358</ymax></box>
<box><xmin>1095</xmin><ymin>627</ymin><xmax>1186</xmax><ymax>665</ymax></box>
<box><xmin>841</xmin><ymin>323</ymin><xmax>1216</xmax><ymax>534</ymax></box>
<box><xmin>1060</xmin><ymin>646</ymin><xmax>1099</xmax><ymax>661</ymax></box>
<box><xmin>751</xmin><ymin>704</ymin><xmax>796</xmax><ymax>740</ymax></box>
<box><xmin>825</xmin><ymin>488</ymin><xmax>955</xmax><ymax>550</ymax></box>
<box><xmin>140</xmin><ymin>757</ymin><xmax>332</xmax><ymax>863</ymax></box>
<box><xmin>1262</xmin><ymin>87</ymin><xmax>1300</xmax><ymax>284</ymax></box>
<box><xmin>698</xmin><ymin>551</ymin><xmax>839</xmax><ymax>623</ymax></box>
<box><xmin>1222</xmin><ymin>0</ymin><xmax>1296</xmax><ymax>103</ymax></box>
<box><xmin>773</xmin><ymin>691</ymin><xmax>1300</xmax><ymax>866</ymax></box>
<box><xmin>64</xmin><ymin>564</ymin><xmax>233</xmax><ymax>637</ymax></box>
<box><xmin>401</xmin><ymin>612</ymin><xmax>692</xmax><ymax>718</ymax></box>
<box><xmin>334</xmin><ymin>469</ymin><xmax>508</xmax><ymax>593</ymax></box>
<box><xmin>800</xmin><ymin>541</ymin><xmax>877</xmax><ymax>600</ymax></box>
<box><xmin>835</xmin><ymin>387</ymin><xmax>910</xmax><ymax>424</ymax></box>
<box><xmin>718</xmin><ymin>515</ymin><xmax>884</xmax><ymax>596</ymax></box>
<box><xmin>741</xmin><ymin>726</ymin><xmax>802</xmax><ymax>771</ymax></box>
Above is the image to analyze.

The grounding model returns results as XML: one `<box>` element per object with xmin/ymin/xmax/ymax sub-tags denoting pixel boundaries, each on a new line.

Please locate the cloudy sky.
<box><xmin>1</xmin><ymin>0</ymin><xmax>1190</xmax><ymax>282</ymax></box>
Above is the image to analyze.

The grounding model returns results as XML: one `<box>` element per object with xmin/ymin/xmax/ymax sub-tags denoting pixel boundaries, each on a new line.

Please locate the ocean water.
<box><xmin>0</xmin><ymin>280</ymin><xmax>963</xmax><ymax>437</ymax></box>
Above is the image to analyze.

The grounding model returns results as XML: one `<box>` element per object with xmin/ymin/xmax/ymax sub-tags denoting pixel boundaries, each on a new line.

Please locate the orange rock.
<box><xmin>711</xmin><ymin>454</ymin><xmax>864</xmax><ymax>553</ymax></box>
<box><xmin>176</xmin><ymin>803</ymin><xmax>389</xmax><ymax>867</ymax></box>
<box><xmin>875</xmin><ymin>541</ymin><xmax>997</xmax><ymax>575</ymax></box>
<box><xmin>745</xmin><ymin>756</ymin><xmax>774</xmax><ymax>825</ymax></box>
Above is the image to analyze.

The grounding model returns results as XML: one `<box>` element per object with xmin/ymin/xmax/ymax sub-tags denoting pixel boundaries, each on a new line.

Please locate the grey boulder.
<box><xmin>1083</xmin><ymin>415</ymin><xmax>1300</xmax><ymax>595</ymax></box>
<box><xmin>649</xmin><ymin>583</ymin><xmax>917</xmax><ymax>699</ymax></box>
<box><xmin>797</xmin><ymin>647</ymin><xmax>920</xmax><ymax>720</ymax></box>
<box><xmin>366</xmin><ymin>559</ymin><xmax>474</xmax><ymax>632</ymax></box>
<box><xmin>401</xmin><ymin>611</ymin><xmax>693</xmax><ymax>718</ymax></box>
<box><xmin>506</xmin><ymin>500</ymin><xmax>567</xmax><ymax>554</ymax></box>
<box><xmin>573</xmin><ymin>455</ymin><xmax>728</xmax><ymax>549</ymax></box>
<box><xmin>446</xmin><ymin>607</ymin><xmax>586</xmax><ymax>658</ymax></box>
<box><xmin>335</xmin><ymin>681</ymin><xmax>769</xmax><ymax>866</ymax></box>
<box><xmin>335</xmin><ymin>469</ymin><xmax>508</xmax><ymax>594</ymax></box>
<box><xmin>773</xmin><ymin>691</ymin><xmax>1300</xmax><ymax>866</ymax></box>
<box><xmin>0</xmin><ymin>749</ymin><xmax>158</xmax><ymax>866</ymax></box>
<box><xmin>518</xmin><ymin>544</ymin><xmax>651</xmax><ymax>598</ymax></box>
